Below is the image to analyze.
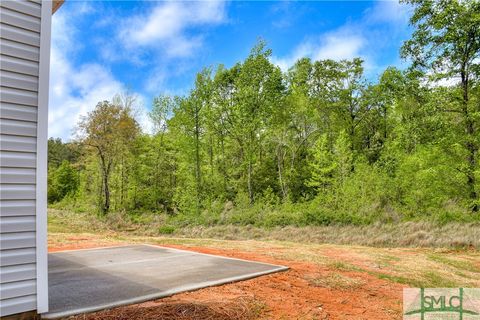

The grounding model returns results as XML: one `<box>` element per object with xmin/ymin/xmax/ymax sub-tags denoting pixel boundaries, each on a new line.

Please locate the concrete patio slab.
<box><xmin>42</xmin><ymin>244</ymin><xmax>288</xmax><ymax>319</ymax></box>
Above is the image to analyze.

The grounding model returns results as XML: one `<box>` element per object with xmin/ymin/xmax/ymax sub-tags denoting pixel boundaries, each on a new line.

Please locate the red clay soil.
<box><xmin>49</xmin><ymin>241</ymin><xmax>404</xmax><ymax>319</ymax></box>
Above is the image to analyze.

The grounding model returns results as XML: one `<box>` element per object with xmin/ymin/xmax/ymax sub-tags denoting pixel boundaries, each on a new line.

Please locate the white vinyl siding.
<box><xmin>0</xmin><ymin>0</ymin><xmax>45</xmax><ymax>317</ymax></box>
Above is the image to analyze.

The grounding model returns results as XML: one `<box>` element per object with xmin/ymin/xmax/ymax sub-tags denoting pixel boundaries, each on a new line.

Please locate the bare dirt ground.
<box><xmin>48</xmin><ymin>232</ymin><xmax>480</xmax><ymax>320</ymax></box>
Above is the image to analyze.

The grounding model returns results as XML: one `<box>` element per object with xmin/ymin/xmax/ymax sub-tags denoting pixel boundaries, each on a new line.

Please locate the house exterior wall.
<box><xmin>0</xmin><ymin>0</ymin><xmax>51</xmax><ymax>316</ymax></box>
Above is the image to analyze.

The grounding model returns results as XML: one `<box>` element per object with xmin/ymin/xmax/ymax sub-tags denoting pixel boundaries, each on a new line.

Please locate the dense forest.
<box><xmin>48</xmin><ymin>0</ymin><xmax>480</xmax><ymax>226</ymax></box>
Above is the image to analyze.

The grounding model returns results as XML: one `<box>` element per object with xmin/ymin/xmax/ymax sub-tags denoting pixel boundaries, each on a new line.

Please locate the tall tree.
<box><xmin>272</xmin><ymin>58</ymin><xmax>316</xmax><ymax>201</ymax></box>
<box><xmin>150</xmin><ymin>95</ymin><xmax>174</xmax><ymax>136</ymax></box>
<box><xmin>48</xmin><ymin>138</ymin><xmax>80</xmax><ymax>168</ymax></box>
<box><xmin>77</xmin><ymin>100</ymin><xmax>139</xmax><ymax>214</ymax></box>
<box><xmin>191</xmin><ymin>69</ymin><xmax>213</xmax><ymax>209</ymax></box>
<box><xmin>401</xmin><ymin>0</ymin><xmax>480</xmax><ymax>211</ymax></box>
<box><xmin>307</xmin><ymin>134</ymin><xmax>336</xmax><ymax>191</ymax></box>
<box><xmin>312</xmin><ymin>58</ymin><xmax>369</xmax><ymax>170</ymax></box>
<box><xmin>231</xmin><ymin>41</ymin><xmax>284</xmax><ymax>204</ymax></box>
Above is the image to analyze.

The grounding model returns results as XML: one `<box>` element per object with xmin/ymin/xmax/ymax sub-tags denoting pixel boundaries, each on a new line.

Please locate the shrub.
<box><xmin>159</xmin><ymin>225</ymin><xmax>176</xmax><ymax>234</ymax></box>
<box><xmin>48</xmin><ymin>161</ymin><xmax>80</xmax><ymax>203</ymax></box>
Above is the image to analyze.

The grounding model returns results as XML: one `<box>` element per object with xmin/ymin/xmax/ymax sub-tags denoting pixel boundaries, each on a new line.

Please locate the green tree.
<box><xmin>150</xmin><ymin>95</ymin><xmax>174</xmax><ymax>135</ymax></box>
<box><xmin>311</xmin><ymin>58</ymin><xmax>369</xmax><ymax>170</ymax></box>
<box><xmin>274</xmin><ymin>58</ymin><xmax>316</xmax><ymax>201</ymax></box>
<box><xmin>48</xmin><ymin>138</ymin><xmax>80</xmax><ymax>168</ymax></box>
<box><xmin>334</xmin><ymin>130</ymin><xmax>353</xmax><ymax>185</ymax></box>
<box><xmin>231</xmin><ymin>40</ymin><xmax>284</xmax><ymax>203</ymax></box>
<box><xmin>168</xmin><ymin>69</ymin><xmax>213</xmax><ymax>213</ymax></box>
<box><xmin>52</xmin><ymin>37</ymin><xmax>480</xmax><ymax>225</ymax></box>
<box><xmin>401</xmin><ymin>0</ymin><xmax>480</xmax><ymax>210</ymax></box>
<box><xmin>48</xmin><ymin>160</ymin><xmax>79</xmax><ymax>203</ymax></box>
<box><xmin>307</xmin><ymin>134</ymin><xmax>336</xmax><ymax>191</ymax></box>
<box><xmin>77</xmin><ymin>100</ymin><xmax>139</xmax><ymax>214</ymax></box>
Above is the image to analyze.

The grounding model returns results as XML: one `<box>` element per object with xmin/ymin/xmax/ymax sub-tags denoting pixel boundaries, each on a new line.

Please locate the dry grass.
<box><xmin>306</xmin><ymin>273</ymin><xmax>366</xmax><ymax>290</ymax></box>
<box><xmin>48</xmin><ymin>208</ymin><xmax>480</xmax><ymax>289</ymax></box>
<box><xmin>48</xmin><ymin>209</ymin><xmax>480</xmax><ymax>249</ymax></box>
<box><xmin>70</xmin><ymin>297</ymin><xmax>264</xmax><ymax>320</ymax></box>
<box><xmin>175</xmin><ymin>222</ymin><xmax>480</xmax><ymax>249</ymax></box>
<box><xmin>47</xmin><ymin>209</ymin><xmax>480</xmax><ymax>319</ymax></box>
<box><xmin>48</xmin><ymin>229</ymin><xmax>480</xmax><ymax>291</ymax></box>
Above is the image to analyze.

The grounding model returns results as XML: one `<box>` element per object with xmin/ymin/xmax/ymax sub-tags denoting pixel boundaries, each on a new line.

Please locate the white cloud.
<box><xmin>271</xmin><ymin>0</ymin><xmax>411</xmax><ymax>75</ymax></box>
<box><xmin>48</xmin><ymin>7</ymin><xmax>150</xmax><ymax>141</ymax></box>
<box><xmin>364</xmin><ymin>0</ymin><xmax>411</xmax><ymax>25</ymax></box>
<box><xmin>48</xmin><ymin>1</ymin><xmax>228</xmax><ymax>140</ymax></box>
<box><xmin>314</xmin><ymin>32</ymin><xmax>364</xmax><ymax>61</ymax></box>
<box><xmin>132</xmin><ymin>96</ymin><xmax>154</xmax><ymax>136</ymax></box>
<box><xmin>272</xmin><ymin>26</ymin><xmax>365</xmax><ymax>71</ymax></box>
<box><xmin>119</xmin><ymin>1</ymin><xmax>227</xmax><ymax>58</ymax></box>
<box><xmin>48</xmin><ymin>52</ymin><xmax>124</xmax><ymax>140</ymax></box>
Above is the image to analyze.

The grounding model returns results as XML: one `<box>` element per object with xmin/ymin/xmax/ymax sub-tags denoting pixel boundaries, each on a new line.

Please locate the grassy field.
<box><xmin>48</xmin><ymin>230</ymin><xmax>480</xmax><ymax>289</ymax></box>
<box><xmin>49</xmin><ymin>209</ymin><xmax>479</xmax><ymax>319</ymax></box>
<box><xmin>49</xmin><ymin>209</ymin><xmax>480</xmax><ymax>248</ymax></box>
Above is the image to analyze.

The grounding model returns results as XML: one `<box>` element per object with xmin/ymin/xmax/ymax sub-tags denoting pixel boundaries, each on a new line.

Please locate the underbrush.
<box><xmin>164</xmin><ymin>196</ymin><xmax>480</xmax><ymax>228</ymax></box>
<box><xmin>49</xmin><ymin>207</ymin><xmax>480</xmax><ymax>248</ymax></box>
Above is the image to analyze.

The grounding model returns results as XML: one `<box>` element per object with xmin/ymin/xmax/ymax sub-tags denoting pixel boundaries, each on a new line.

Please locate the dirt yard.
<box><xmin>48</xmin><ymin>231</ymin><xmax>480</xmax><ymax>320</ymax></box>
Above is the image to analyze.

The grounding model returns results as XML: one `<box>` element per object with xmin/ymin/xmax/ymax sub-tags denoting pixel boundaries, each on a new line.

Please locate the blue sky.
<box><xmin>49</xmin><ymin>0</ymin><xmax>412</xmax><ymax>140</ymax></box>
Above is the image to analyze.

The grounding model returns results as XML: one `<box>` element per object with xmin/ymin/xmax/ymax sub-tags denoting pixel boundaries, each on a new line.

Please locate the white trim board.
<box><xmin>36</xmin><ymin>0</ymin><xmax>52</xmax><ymax>313</ymax></box>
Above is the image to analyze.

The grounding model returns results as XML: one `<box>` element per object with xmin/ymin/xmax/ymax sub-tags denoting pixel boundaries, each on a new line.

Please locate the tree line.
<box><xmin>48</xmin><ymin>0</ymin><xmax>480</xmax><ymax>225</ymax></box>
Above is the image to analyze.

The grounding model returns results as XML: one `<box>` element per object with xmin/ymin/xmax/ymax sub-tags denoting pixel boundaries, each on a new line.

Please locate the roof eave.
<box><xmin>52</xmin><ymin>0</ymin><xmax>64</xmax><ymax>14</ymax></box>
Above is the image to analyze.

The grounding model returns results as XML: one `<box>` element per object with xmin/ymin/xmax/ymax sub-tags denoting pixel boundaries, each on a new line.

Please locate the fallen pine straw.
<box><xmin>71</xmin><ymin>297</ymin><xmax>264</xmax><ymax>320</ymax></box>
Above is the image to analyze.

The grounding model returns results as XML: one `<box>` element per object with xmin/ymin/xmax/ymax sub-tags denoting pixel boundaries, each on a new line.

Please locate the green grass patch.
<box><xmin>428</xmin><ymin>254</ymin><xmax>480</xmax><ymax>273</ymax></box>
<box><xmin>158</xmin><ymin>225</ymin><xmax>176</xmax><ymax>234</ymax></box>
<box><xmin>327</xmin><ymin>261</ymin><xmax>363</xmax><ymax>272</ymax></box>
<box><xmin>421</xmin><ymin>271</ymin><xmax>458</xmax><ymax>287</ymax></box>
<box><xmin>370</xmin><ymin>270</ymin><xmax>458</xmax><ymax>288</ymax></box>
<box><xmin>373</xmin><ymin>272</ymin><xmax>424</xmax><ymax>287</ymax></box>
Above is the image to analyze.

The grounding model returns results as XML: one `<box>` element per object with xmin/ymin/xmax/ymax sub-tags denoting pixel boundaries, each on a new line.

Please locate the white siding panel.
<box><xmin>0</xmin><ymin>294</ymin><xmax>36</xmax><ymax>317</ymax></box>
<box><xmin>0</xmin><ymin>0</ymin><xmax>46</xmax><ymax>315</ymax></box>
<box><xmin>0</xmin><ymin>119</ymin><xmax>37</xmax><ymax>137</ymax></box>
<box><xmin>0</xmin><ymin>151</ymin><xmax>36</xmax><ymax>168</ymax></box>
<box><xmin>0</xmin><ymin>86</ymin><xmax>38</xmax><ymax>106</ymax></box>
<box><xmin>0</xmin><ymin>247</ymin><xmax>36</xmax><ymax>267</ymax></box>
<box><xmin>0</xmin><ymin>55</ymin><xmax>39</xmax><ymax>77</ymax></box>
<box><xmin>0</xmin><ymin>167</ymin><xmax>36</xmax><ymax>183</ymax></box>
<box><xmin>0</xmin><ymin>38</ymin><xmax>39</xmax><ymax>62</ymax></box>
<box><xmin>0</xmin><ymin>134</ymin><xmax>36</xmax><ymax>152</ymax></box>
<box><xmin>0</xmin><ymin>279</ymin><xmax>36</xmax><ymax>299</ymax></box>
<box><xmin>0</xmin><ymin>23</ymin><xmax>40</xmax><ymax>47</ymax></box>
<box><xmin>1</xmin><ymin>70</ymin><xmax>39</xmax><ymax>91</ymax></box>
<box><xmin>0</xmin><ymin>216</ymin><xmax>36</xmax><ymax>233</ymax></box>
<box><xmin>0</xmin><ymin>1</ymin><xmax>41</xmax><ymax>18</ymax></box>
<box><xmin>0</xmin><ymin>200</ymin><xmax>36</xmax><ymax>216</ymax></box>
<box><xmin>0</xmin><ymin>184</ymin><xmax>36</xmax><ymax>200</ymax></box>
<box><xmin>0</xmin><ymin>263</ymin><xmax>36</xmax><ymax>283</ymax></box>
<box><xmin>0</xmin><ymin>7</ymin><xmax>41</xmax><ymax>32</ymax></box>
<box><xmin>0</xmin><ymin>232</ymin><xmax>35</xmax><ymax>250</ymax></box>
<box><xmin>0</xmin><ymin>103</ymin><xmax>38</xmax><ymax>122</ymax></box>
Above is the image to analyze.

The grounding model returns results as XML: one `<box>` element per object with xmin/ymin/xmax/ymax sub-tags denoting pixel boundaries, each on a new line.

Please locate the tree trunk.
<box><xmin>120</xmin><ymin>155</ymin><xmax>125</xmax><ymax>208</ymax></box>
<box><xmin>277</xmin><ymin>144</ymin><xmax>287</xmax><ymax>201</ymax></box>
<box><xmin>220</xmin><ymin>136</ymin><xmax>227</xmax><ymax>195</ymax></box>
<box><xmin>194</xmin><ymin>105</ymin><xmax>201</xmax><ymax>213</ymax></box>
<box><xmin>461</xmin><ymin>70</ymin><xmax>478</xmax><ymax>212</ymax></box>
<box><xmin>103</xmin><ymin>170</ymin><xmax>110</xmax><ymax>214</ymax></box>
<box><xmin>349</xmin><ymin>113</ymin><xmax>356</xmax><ymax>172</ymax></box>
<box><xmin>247</xmin><ymin>159</ymin><xmax>253</xmax><ymax>205</ymax></box>
<box><xmin>98</xmin><ymin>150</ymin><xmax>111</xmax><ymax>215</ymax></box>
<box><xmin>209</xmin><ymin>135</ymin><xmax>214</xmax><ymax>176</ymax></box>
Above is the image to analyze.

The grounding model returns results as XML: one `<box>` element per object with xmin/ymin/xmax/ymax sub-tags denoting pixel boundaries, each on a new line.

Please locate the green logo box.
<box><xmin>404</xmin><ymin>288</ymin><xmax>480</xmax><ymax>319</ymax></box>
